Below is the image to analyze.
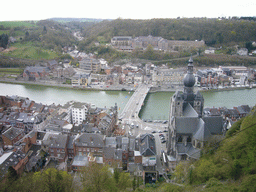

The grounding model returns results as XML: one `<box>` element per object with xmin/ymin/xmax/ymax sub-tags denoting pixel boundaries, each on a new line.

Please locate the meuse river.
<box><xmin>0</xmin><ymin>83</ymin><xmax>255</xmax><ymax>120</ymax></box>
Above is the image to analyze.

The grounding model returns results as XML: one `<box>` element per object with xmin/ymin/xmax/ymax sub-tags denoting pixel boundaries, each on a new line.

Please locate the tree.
<box><xmin>80</xmin><ymin>163</ymin><xmax>116</xmax><ymax>192</ymax></box>
<box><xmin>116</xmin><ymin>171</ymin><xmax>131</xmax><ymax>191</ymax></box>
<box><xmin>33</xmin><ymin>168</ymin><xmax>73</xmax><ymax>192</ymax></box>
<box><xmin>0</xmin><ymin>34</ymin><xmax>9</xmax><ymax>49</ymax></box>
<box><xmin>144</xmin><ymin>44</ymin><xmax>157</xmax><ymax>60</ymax></box>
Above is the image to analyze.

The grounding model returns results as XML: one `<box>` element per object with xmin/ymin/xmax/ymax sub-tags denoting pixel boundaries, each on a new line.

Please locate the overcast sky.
<box><xmin>1</xmin><ymin>0</ymin><xmax>256</xmax><ymax>21</ymax></box>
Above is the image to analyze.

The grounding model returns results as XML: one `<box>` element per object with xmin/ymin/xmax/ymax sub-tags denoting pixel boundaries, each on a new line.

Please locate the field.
<box><xmin>0</xmin><ymin>68</ymin><xmax>23</xmax><ymax>78</ymax></box>
<box><xmin>0</xmin><ymin>21</ymin><xmax>37</xmax><ymax>28</ymax></box>
<box><xmin>2</xmin><ymin>42</ymin><xmax>59</xmax><ymax>60</ymax></box>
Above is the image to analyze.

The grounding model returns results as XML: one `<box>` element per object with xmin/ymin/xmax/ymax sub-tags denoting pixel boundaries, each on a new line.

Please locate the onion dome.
<box><xmin>183</xmin><ymin>57</ymin><xmax>195</xmax><ymax>87</ymax></box>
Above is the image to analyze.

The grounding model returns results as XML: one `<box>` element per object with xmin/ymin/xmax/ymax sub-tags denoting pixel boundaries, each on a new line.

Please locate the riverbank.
<box><xmin>0</xmin><ymin>77</ymin><xmax>255</xmax><ymax>93</ymax></box>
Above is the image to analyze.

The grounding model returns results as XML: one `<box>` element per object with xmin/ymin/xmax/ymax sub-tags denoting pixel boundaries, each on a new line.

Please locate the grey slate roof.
<box><xmin>176</xmin><ymin>117</ymin><xmax>200</xmax><ymax>134</ymax></box>
<box><xmin>2</xmin><ymin>127</ymin><xmax>23</xmax><ymax>140</ymax></box>
<box><xmin>47</xmin><ymin>135</ymin><xmax>68</xmax><ymax>149</ymax></box>
<box><xmin>67</xmin><ymin>136</ymin><xmax>75</xmax><ymax>149</ymax></box>
<box><xmin>193</xmin><ymin>119</ymin><xmax>212</xmax><ymax>141</ymax></box>
<box><xmin>202</xmin><ymin>116</ymin><xmax>223</xmax><ymax>135</ymax></box>
<box><xmin>176</xmin><ymin>143</ymin><xmax>200</xmax><ymax>159</ymax></box>
<box><xmin>75</xmin><ymin>133</ymin><xmax>103</xmax><ymax>148</ymax></box>
<box><xmin>183</xmin><ymin>103</ymin><xmax>198</xmax><ymax>117</ymax></box>
<box><xmin>139</xmin><ymin>133</ymin><xmax>156</xmax><ymax>156</ymax></box>
<box><xmin>105</xmin><ymin>137</ymin><xmax>117</xmax><ymax>148</ymax></box>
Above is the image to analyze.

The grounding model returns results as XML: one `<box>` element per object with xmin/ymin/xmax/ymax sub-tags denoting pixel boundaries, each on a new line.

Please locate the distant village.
<box><xmin>17</xmin><ymin>51</ymin><xmax>256</xmax><ymax>91</ymax></box>
<box><xmin>0</xmin><ymin>35</ymin><xmax>255</xmax><ymax>90</ymax></box>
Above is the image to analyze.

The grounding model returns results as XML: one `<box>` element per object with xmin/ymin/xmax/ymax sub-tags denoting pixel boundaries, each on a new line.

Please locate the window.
<box><xmin>187</xmin><ymin>136</ymin><xmax>191</xmax><ymax>143</ymax></box>
<box><xmin>197</xmin><ymin>142</ymin><xmax>201</xmax><ymax>148</ymax></box>
<box><xmin>178</xmin><ymin>136</ymin><xmax>183</xmax><ymax>142</ymax></box>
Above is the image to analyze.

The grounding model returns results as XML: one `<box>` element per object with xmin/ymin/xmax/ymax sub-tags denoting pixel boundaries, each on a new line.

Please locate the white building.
<box><xmin>71</xmin><ymin>102</ymin><xmax>89</xmax><ymax>125</ymax></box>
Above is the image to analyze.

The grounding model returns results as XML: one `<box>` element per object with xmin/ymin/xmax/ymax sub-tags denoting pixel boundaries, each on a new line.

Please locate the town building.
<box><xmin>152</xmin><ymin>67</ymin><xmax>184</xmax><ymax>86</ymax></box>
<box><xmin>79</xmin><ymin>58</ymin><xmax>101</xmax><ymax>73</ymax></box>
<box><xmin>71</xmin><ymin>73</ymin><xmax>91</xmax><ymax>87</ymax></box>
<box><xmin>70</xmin><ymin>102</ymin><xmax>90</xmax><ymax>125</ymax></box>
<box><xmin>111</xmin><ymin>35</ymin><xmax>205</xmax><ymax>52</ymax></box>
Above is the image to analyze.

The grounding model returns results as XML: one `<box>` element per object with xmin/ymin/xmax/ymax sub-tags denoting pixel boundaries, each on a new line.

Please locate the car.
<box><xmin>158</xmin><ymin>130</ymin><xmax>162</xmax><ymax>133</ymax></box>
<box><xmin>163</xmin><ymin>130</ymin><xmax>168</xmax><ymax>132</ymax></box>
<box><xmin>161</xmin><ymin>140</ymin><xmax>166</xmax><ymax>143</ymax></box>
<box><xmin>159</xmin><ymin>134</ymin><xmax>164</xmax><ymax>137</ymax></box>
<box><xmin>161</xmin><ymin>137</ymin><xmax>165</xmax><ymax>140</ymax></box>
<box><xmin>136</xmin><ymin>124</ymin><xmax>139</xmax><ymax>128</ymax></box>
<box><xmin>151</xmin><ymin>131</ymin><xmax>156</xmax><ymax>133</ymax></box>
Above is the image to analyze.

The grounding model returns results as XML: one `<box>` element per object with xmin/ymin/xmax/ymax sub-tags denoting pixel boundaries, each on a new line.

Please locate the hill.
<box><xmin>47</xmin><ymin>17</ymin><xmax>111</xmax><ymax>23</ymax></box>
<box><xmin>1</xmin><ymin>18</ymin><xmax>256</xmax><ymax>67</ymax></box>
<box><xmin>78</xmin><ymin>18</ymin><xmax>256</xmax><ymax>46</ymax></box>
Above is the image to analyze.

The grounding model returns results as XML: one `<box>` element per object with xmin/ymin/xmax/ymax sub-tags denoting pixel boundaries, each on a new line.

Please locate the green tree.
<box><xmin>116</xmin><ymin>171</ymin><xmax>131</xmax><ymax>191</ymax></box>
<box><xmin>144</xmin><ymin>44</ymin><xmax>157</xmax><ymax>60</ymax></box>
<box><xmin>33</xmin><ymin>168</ymin><xmax>73</xmax><ymax>192</ymax></box>
<box><xmin>80</xmin><ymin>163</ymin><xmax>116</xmax><ymax>192</ymax></box>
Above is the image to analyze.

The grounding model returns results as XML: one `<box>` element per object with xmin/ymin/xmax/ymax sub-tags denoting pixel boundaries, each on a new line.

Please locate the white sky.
<box><xmin>1</xmin><ymin>0</ymin><xmax>256</xmax><ymax>21</ymax></box>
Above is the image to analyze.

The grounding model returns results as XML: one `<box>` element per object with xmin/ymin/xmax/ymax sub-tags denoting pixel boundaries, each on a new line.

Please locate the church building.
<box><xmin>167</xmin><ymin>57</ymin><xmax>223</xmax><ymax>161</ymax></box>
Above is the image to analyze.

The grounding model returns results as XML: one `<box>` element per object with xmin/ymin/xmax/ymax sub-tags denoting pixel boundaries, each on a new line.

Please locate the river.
<box><xmin>0</xmin><ymin>83</ymin><xmax>255</xmax><ymax>120</ymax></box>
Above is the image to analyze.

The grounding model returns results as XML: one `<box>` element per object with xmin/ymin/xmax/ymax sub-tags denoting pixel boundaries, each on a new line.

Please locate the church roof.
<box><xmin>176</xmin><ymin>143</ymin><xmax>200</xmax><ymax>159</ymax></box>
<box><xmin>193</xmin><ymin>119</ymin><xmax>212</xmax><ymax>141</ymax></box>
<box><xmin>202</xmin><ymin>116</ymin><xmax>223</xmax><ymax>135</ymax></box>
<box><xmin>176</xmin><ymin>116</ymin><xmax>223</xmax><ymax>138</ymax></box>
<box><xmin>176</xmin><ymin>117</ymin><xmax>200</xmax><ymax>134</ymax></box>
<box><xmin>183</xmin><ymin>103</ymin><xmax>198</xmax><ymax>117</ymax></box>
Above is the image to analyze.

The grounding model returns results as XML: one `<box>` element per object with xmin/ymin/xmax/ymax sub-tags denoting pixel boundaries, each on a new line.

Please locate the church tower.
<box><xmin>167</xmin><ymin>57</ymin><xmax>204</xmax><ymax>154</ymax></box>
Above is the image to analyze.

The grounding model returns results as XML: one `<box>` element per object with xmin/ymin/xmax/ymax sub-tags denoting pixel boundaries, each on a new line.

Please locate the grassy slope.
<box><xmin>2</xmin><ymin>42</ymin><xmax>59</xmax><ymax>60</ymax></box>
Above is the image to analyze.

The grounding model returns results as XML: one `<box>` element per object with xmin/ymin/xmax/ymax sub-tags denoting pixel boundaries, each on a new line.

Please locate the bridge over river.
<box><xmin>119</xmin><ymin>84</ymin><xmax>168</xmax><ymax>136</ymax></box>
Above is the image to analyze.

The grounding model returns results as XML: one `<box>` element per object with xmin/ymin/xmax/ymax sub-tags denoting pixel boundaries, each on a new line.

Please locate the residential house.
<box><xmin>47</xmin><ymin>60</ymin><xmax>58</xmax><ymax>70</ymax></box>
<box><xmin>23</xmin><ymin>66</ymin><xmax>49</xmax><ymax>81</ymax></box>
<box><xmin>71</xmin><ymin>73</ymin><xmax>91</xmax><ymax>87</ymax></box>
<box><xmin>21</xmin><ymin>98</ymin><xmax>34</xmax><ymax>112</ymax></box>
<box><xmin>3</xmin><ymin>95</ymin><xmax>25</xmax><ymax>108</ymax></box>
<box><xmin>43</xmin><ymin>134</ymin><xmax>68</xmax><ymax>162</ymax></box>
<box><xmin>2</xmin><ymin>127</ymin><xmax>24</xmax><ymax>148</ymax></box>
<box><xmin>73</xmin><ymin>133</ymin><xmax>104</xmax><ymax>157</ymax></box>
<box><xmin>138</xmin><ymin>133</ymin><xmax>157</xmax><ymax>184</ymax></box>
<box><xmin>79</xmin><ymin>58</ymin><xmax>101</xmax><ymax>73</ymax></box>
<box><xmin>134</xmin><ymin>72</ymin><xmax>144</xmax><ymax>85</ymax></box>
<box><xmin>0</xmin><ymin>150</ymin><xmax>27</xmax><ymax>179</ymax></box>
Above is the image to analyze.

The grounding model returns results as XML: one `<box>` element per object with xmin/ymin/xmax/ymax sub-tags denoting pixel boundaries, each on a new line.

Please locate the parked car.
<box><xmin>161</xmin><ymin>140</ymin><xmax>166</xmax><ymax>143</ymax></box>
